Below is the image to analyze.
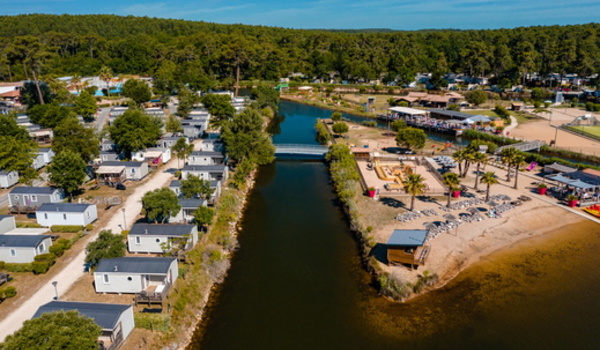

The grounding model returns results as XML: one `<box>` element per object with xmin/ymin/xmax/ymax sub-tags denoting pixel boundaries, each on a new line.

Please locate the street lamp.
<box><xmin>121</xmin><ymin>208</ymin><xmax>126</xmax><ymax>229</ymax></box>
<box><xmin>52</xmin><ymin>281</ymin><xmax>59</xmax><ymax>301</ymax></box>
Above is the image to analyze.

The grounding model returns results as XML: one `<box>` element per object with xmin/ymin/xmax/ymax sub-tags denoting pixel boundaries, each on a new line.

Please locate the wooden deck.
<box><xmin>133</xmin><ymin>283</ymin><xmax>171</xmax><ymax>306</ymax></box>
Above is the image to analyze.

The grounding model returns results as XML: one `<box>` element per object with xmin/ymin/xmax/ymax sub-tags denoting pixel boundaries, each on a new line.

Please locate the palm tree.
<box><xmin>452</xmin><ymin>148</ymin><xmax>468</xmax><ymax>177</ymax></box>
<box><xmin>512</xmin><ymin>153</ymin><xmax>526</xmax><ymax>189</ymax></box>
<box><xmin>472</xmin><ymin>151</ymin><xmax>489</xmax><ymax>190</ymax></box>
<box><xmin>98</xmin><ymin>65</ymin><xmax>113</xmax><ymax>96</ymax></box>
<box><xmin>442</xmin><ymin>172</ymin><xmax>460</xmax><ymax>208</ymax></box>
<box><xmin>480</xmin><ymin>171</ymin><xmax>499</xmax><ymax>201</ymax></box>
<box><xmin>71</xmin><ymin>74</ymin><xmax>82</xmax><ymax>93</ymax></box>
<box><xmin>403</xmin><ymin>174</ymin><xmax>426</xmax><ymax>211</ymax></box>
<box><xmin>500</xmin><ymin>147</ymin><xmax>518</xmax><ymax>182</ymax></box>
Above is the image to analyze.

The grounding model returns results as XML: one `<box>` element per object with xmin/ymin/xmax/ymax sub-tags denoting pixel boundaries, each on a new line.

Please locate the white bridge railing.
<box><xmin>274</xmin><ymin>144</ymin><xmax>329</xmax><ymax>156</ymax></box>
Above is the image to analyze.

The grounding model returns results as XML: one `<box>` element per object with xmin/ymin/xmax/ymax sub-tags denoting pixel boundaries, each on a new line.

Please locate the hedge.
<box><xmin>50</xmin><ymin>225</ymin><xmax>84</xmax><ymax>233</ymax></box>
<box><xmin>134</xmin><ymin>313</ymin><xmax>171</xmax><ymax>332</ymax></box>
<box><xmin>15</xmin><ymin>222</ymin><xmax>42</xmax><ymax>228</ymax></box>
<box><xmin>0</xmin><ymin>286</ymin><xmax>17</xmax><ymax>300</ymax></box>
<box><xmin>2</xmin><ymin>263</ymin><xmax>33</xmax><ymax>273</ymax></box>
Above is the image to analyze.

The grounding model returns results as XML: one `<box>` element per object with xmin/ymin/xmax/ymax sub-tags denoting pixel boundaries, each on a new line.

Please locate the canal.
<box><xmin>188</xmin><ymin>101</ymin><xmax>600</xmax><ymax>350</ymax></box>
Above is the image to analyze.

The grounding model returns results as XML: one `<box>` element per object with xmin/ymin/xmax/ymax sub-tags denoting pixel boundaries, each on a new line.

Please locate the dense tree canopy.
<box><xmin>122</xmin><ymin>78</ymin><xmax>152</xmax><ymax>105</ymax></box>
<box><xmin>0</xmin><ymin>310</ymin><xmax>102</xmax><ymax>350</ymax></box>
<box><xmin>0</xmin><ymin>15</ymin><xmax>596</xmax><ymax>88</ymax></box>
<box><xmin>395</xmin><ymin>127</ymin><xmax>426</xmax><ymax>151</ymax></box>
<box><xmin>74</xmin><ymin>90</ymin><xmax>97</xmax><ymax>120</ymax></box>
<box><xmin>109</xmin><ymin>108</ymin><xmax>163</xmax><ymax>157</ymax></box>
<box><xmin>47</xmin><ymin>150</ymin><xmax>87</xmax><ymax>199</ymax></box>
<box><xmin>221</xmin><ymin>108</ymin><xmax>274</xmax><ymax>165</ymax></box>
<box><xmin>85</xmin><ymin>230</ymin><xmax>126</xmax><ymax>268</ymax></box>
<box><xmin>52</xmin><ymin>116</ymin><xmax>100</xmax><ymax>162</ymax></box>
<box><xmin>141</xmin><ymin>188</ymin><xmax>181</xmax><ymax>223</ymax></box>
<box><xmin>180</xmin><ymin>174</ymin><xmax>213</xmax><ymax>200</ymax></box>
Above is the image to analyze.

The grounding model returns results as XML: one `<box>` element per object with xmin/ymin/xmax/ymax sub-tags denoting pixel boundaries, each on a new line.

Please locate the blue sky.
<box><xmin>1</xmin><ymin>0</ymin><xmax>598</xmax><ymax>30</ymax></box>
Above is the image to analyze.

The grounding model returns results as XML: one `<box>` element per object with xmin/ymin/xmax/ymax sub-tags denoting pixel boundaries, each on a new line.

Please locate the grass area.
<box><xmin>568</xmin><ymin>125</ymin><xmax>600</xmax><ymax>138</ymax></box>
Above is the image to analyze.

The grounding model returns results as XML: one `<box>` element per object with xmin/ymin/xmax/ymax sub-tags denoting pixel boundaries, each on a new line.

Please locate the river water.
<box><xmin>188</xmin><ymin>101</ymin><xmax>600</xmax><ymax>350</ymax></box>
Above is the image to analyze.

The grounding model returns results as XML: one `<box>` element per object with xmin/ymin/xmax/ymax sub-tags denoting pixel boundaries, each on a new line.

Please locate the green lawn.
<box><xmin>463</xmin><ymin>109</ymin><xmax>500</xmax><ymax>118</ymax></box>
<box><xmin>568</xmin><ymin>125</ymin><xmax>600</xmax><ymax>138</ymax></box>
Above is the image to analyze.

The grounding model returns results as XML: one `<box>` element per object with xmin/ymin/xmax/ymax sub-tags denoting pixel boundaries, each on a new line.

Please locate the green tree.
<box><xmin>465</xmin><ymin>90</ymin><xmax>487</xmax><ymax>106</ymax></box>
<box><xmin>109</xmin><ymin>108</ymin><xmax>163</xmax><ymax>158</ymax></box>
<box><xmin>332</xmin><ymin>122</ymin><xmax>349</xmax><ymax>137</ymax></box>
<box><xmin>390</xmin><ymin>119</ymin><xmax>407</xmax><ymax>132</ymax></box>
<box><xmin>20</xmin><ymin>81</ymin><xmax>54</xmax><ymax>107</ymax></box>
<box><xmin>98</xmin><ymin>65</ymin><xmax>113</xmax><ymax>95</ymax></box>
<box><xmin>193</xmin><ymin>205</ymin><xmax>214</xmax><ymax>229</ymax></box>
<box><xmin>201</xmin><ymin>94</ymin><xmax>236</xmax><ymax>128</ymax></box>
<box><xmin>315</xmin><ymin>121</ymin><xmax>332</xmax><ymax>144</ymax></box>
<box><xmin>176</xmin><ymin>85</ymin><xmax>200</xmax><ymax>118</ymax></box>
<box><xmin>0</xmin><ymin>310</ymin><xmax>102</xmax><ymax>350</ymax></box>
<box><xmin>122</xmin><ymin>79</ymin><xmax>152</xmax><ymax>106</ymax></box>
<box><xmin>171</xmin><ymin>137</ymin><xmax>194</xmax><ymax>169</ymax></box>
<box><xmin>480</xmin><ymin>171</ymin><xmax>499</xmax><ymax>201</ymax></box>
<box><xmin>0</xmin><ymin>115</ymin><xmax>36</xmax><ymax>175</ymax></box>
<box><xmin>180</xmin><ymin>174</ymin><xmax>213</xmax><ymax>200</ymax></box>
<box><xmin>331</xmin><ymin>111</ymin><xmax>343</xmax><ymax>122</ymax></box>
<box><xmin>494</xmin><ymin>105</ymin><xmax>510</xmax><ymax>119</ymax></box>
<box><xmin>442</xmin><ymin>172</ymin><xmax>461</xmax><ymax>208</ymax></box>
<box><xmin>500</xmin><ymin>147</ymin><xmax>520</xmax><ymax>182</ymax></box>
<box><xmin>395</xmin><ymin>127</ymin><xmax>426</xmax><ymax>151</ymax></box>
<box><xmin>469</xmin><ymin>151</ymin><xmax>488</xmax><ymax>190</ymax></box>
<box><xmin>28</xmin><ymin>103</ymin><xmax>76</xmax><ymax>129</ymax></box>
<box><xmin>85</xmin><ymin>230</ymin><xmax>126</xmax><ymax>269</ymax></box>
<box><xmin>47</xmin><ymin>150</ymin><xmax>87</xmax><ymax>200</ymax></box>
<box><xmin>165</xmin><ymin>114</ymin><xmax>183</xmax><ymax>135</ymax></box>
<box><xmin>221</xmin><ymin>108</ymin><xmax>274</xmax><ymax>165</ymax></box>
<box><xmin>141</xmin><ymin>188</ymin><xmax>181</xmax><ymax>223</ymax></box>
<box><xmin>52</xmin><ymin>117</ymin><xmax>100</xmax><ymax>162</ymax></box>
<box><xmin>403</xmin><ymin>173</ymin><xmax>426</xmax><ymax>211</ymax></box>
<box><xmin>153</xmin><ymin>59</ymin><xmax>178</xmax><ymax>96</ymax></box>
<box><xmin>250</xmin><ymin>85</ymin><xmax>280</xmax><ymax>112</ymax></box>
<box><xmin>74</xmin><ymin>90</ymin><xmax>97</xmax><ymax>121</ymax></box>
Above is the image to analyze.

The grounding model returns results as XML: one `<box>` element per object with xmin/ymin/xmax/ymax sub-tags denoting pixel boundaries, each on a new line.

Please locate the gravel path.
<box><xmin>0</xmin><ymin>158</ymin><xmax>177</xmax><ymax>341</ymax></box>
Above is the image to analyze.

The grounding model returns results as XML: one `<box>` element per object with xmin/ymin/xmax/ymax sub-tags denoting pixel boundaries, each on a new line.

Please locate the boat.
<box><xmin>582</xmin><ymin>204</ymin><xmax>600</xmax><ymax>218</ymax></box>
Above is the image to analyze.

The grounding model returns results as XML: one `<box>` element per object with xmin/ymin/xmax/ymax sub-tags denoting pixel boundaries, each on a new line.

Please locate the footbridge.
<box><xmin>494</xmin><ymin>140</ymin><xmax>545</xmax><ymax>154</ymax></box>
<box><xmin>274</xmin><ymin>144</ymin><xmax>329</xmax><ymax>158</ymax></box>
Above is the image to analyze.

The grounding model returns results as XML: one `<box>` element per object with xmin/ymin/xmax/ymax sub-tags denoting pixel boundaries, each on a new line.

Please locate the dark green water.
<box><xmin>189</xmin><ymin>101</ymin><xmax>600</xmax><ymax>350</ymax></box>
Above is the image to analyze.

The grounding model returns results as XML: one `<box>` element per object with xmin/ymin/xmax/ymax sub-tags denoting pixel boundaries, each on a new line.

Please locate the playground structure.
<box><xmin>373</xmin><ymin>160</ymin><xmax>415</xmax><ymax>187</ymax></box>
<box><xmin>430</xmin><ymin>142</ymin><xmax>453</xmax><ymax>154</ymax></box>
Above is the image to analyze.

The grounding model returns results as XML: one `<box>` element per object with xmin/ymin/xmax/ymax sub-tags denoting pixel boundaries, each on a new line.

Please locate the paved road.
<box><xmin>94</xmin><ymin>107</ymin><xmax>111</xmax><ymax>132</ymax></box>
<box><xmin>0</xmin><ymin>157</ymin><xmax>179</xmax><ymax>341</ymax></box>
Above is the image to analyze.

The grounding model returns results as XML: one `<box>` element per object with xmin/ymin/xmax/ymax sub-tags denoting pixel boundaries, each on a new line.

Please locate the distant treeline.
<box><xmin>0</xmin><ymin>15</ymin><xmax>598</xmax><ymax>89</ymax></box>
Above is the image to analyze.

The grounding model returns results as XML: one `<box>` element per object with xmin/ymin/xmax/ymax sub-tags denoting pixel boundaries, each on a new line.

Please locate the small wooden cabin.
<box><xmin>386</xmin><ymin>229</ymin><xmax>430</xmax><ymax>269</ymax></box>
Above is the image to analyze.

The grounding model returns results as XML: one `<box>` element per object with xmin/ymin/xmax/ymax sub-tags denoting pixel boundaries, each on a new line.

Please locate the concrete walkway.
<box><xmin>0</xmin><ymin>158</ymin><xmax>178</xmax><ymax>341</ymax></box>
<box><xmin>503</xmin><ymin>115</ymin><xmax>519</xmax><ymax>135</ymax></box>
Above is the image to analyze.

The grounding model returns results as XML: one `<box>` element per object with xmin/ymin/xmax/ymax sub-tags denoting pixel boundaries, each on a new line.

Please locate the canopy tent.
<box><xmin>546</xmin><ymin>173</ymin><xmax>578</xmax><ymax>185</ymax></box>
<box><xmin>95</xmin><ymin>165</ymin><xmax>125</xmax><ymax>174</ymax></box>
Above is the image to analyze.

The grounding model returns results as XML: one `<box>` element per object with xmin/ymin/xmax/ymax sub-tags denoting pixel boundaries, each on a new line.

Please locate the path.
<box><xmin>503</xmin><ymin>115</ymin><xmax>518</xmax><ymax>135</ymax></box>
<box><xmin>0</xmin><ymin>158</ymin><xmax>179</xmax><ymax>341</ymax></box>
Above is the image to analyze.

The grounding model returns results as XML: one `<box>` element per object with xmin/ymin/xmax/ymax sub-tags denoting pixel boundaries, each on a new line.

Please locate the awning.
<box><xmin>546</xmin><ymin>173</ymin><xmax>577</xmax><ymax>185</ymax></box>
<box><xmin>96</xmin><ymin>165</ymin><xmax>125</xmax><ymax>174</ymax></box>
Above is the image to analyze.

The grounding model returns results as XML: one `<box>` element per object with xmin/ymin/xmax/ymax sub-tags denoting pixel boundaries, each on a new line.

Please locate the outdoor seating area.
<box><xmin>433</xmin><ymin>156</ymin><xmax>457</xmax><ymax>169</ymax></box>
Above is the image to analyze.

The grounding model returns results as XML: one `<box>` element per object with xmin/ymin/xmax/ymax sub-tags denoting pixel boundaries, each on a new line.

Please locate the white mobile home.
<box><xmin>8</xmin><ymin>187</ymin><xmax>63</xmax><ymax>210</ymax></box>
<box><xmin>36</xmin><ymin>203</ymin><xmax>98</xmax><ymax>227</ymax></box>
<box><xmin>181</xmin><ymin>165</ymin><xmax>228</xmax><ymax>182</ymax></box>
<box><xmin>0</xmin><ymin>234</ymin><xmax>53</xmax><ymax>263</ymax></box>
<box><xmin>101</xmin><ymin>161</ymin><xmax>149</xmax><ymax>181</ymax></box>
<box><xmin>94</xmin><ymin>257</ymin><xmax>178</xmax><ymax>294</ymax></box>
<box><xmin>172</xmin><ymin>198</ymin><xmax>207</xmax><ymax>223</ymax></box>
<box><xmin>0</xmin><ymin>215</ymin><xmax>16</xmax><ymax>234</ymax></box>
<box><xmin>127</xmin><ymin>224</ymin><xmax>198</xmax><ymax>254</ymax></box>
<box><xmin>199</xmin><ymin>138</ymin><xmax>224</xmax><ymax>152</ymax></box>
<box><xmin>33</xmin><ymin>301</ymin><xmax>135</xmax><ymax>350</ymax></box>
<box><xmin>0</xmin><ymin>170</ymin><xmax>19</xmax><ymax>189</ymax></box>
<box><xmin>186</xmin><ymin>151</ymin><xmax>224</xmax><ymax>166</ymax></box>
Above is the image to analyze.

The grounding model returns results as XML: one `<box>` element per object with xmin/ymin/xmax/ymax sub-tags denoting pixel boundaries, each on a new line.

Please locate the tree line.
<box><xmin>0</xmin><ymin>15</ymin><xmax>598</xmax><ymax>89</ymax></box>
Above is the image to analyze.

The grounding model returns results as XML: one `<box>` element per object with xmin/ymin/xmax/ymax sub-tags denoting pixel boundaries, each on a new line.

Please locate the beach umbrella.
<box><xmin>425</xmin><ymin>223</ymin><xmax>438</xmax><ymax>231</ymax></box>
<box><xmin>466</xmin><ymin>207</ymin><xmax>479</xmax><ymax>214</ymax></box>
<box><xmin>443</xmin><ymin>213</ymin><xmax>457</xmax><ymax>221</ymax></box>
<box><xmin>488</xmin><ymin>200</ymin><xmax>499</xmax><ymax>207</ymax></box>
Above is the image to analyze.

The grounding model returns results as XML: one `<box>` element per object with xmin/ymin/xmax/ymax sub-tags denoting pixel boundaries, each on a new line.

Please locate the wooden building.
<box><xmin>386</xmin><ymin>229</ymin><xmax>430</xmax><ymax>269</ymax></box>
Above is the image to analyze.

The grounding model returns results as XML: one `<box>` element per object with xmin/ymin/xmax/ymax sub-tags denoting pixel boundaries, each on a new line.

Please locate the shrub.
<box><xmin>134</xmin><ymin>313</ymin><xmax>171</xmax><ymax>332</ymax></box>
<box><xmin>3</xmin><ymin>263</ymin><xmax>33</xmax><ymax>273</ymax></box>
<box><xmin>34</xmin><ymin>253</ymin><xmax>56</xmax><ymax>263</ymax></box>
<box><xmin>15</xmin><ymin>222</ymin><xmax>42</xmax><ymax>228</ymax></box>
<box><xmin>0</xmin><ymin>261</ymin><xmax>4</xmax><ymax>270</ymax></box>
<box><xmin>49</xmin><ymin>243</ymin><xmax>67</xmax><ymax>257</ymax></box>
<box><xmin>51</xmin><ymin>225</ymin><xmax>84</xmax><ymax>233</ymax></box>
<box><xmin>31</xmin><ymin>261</ymin><xmax>51</xmax><ymax>274</ymax></box>
<box><xmin>362</xmin><ymin>120</ymin><xmax>377</xmax><ymax>127</ymax></box>
<box><xmin>85</xmin><ymin>224</ymin><xmax>94</xmax><ymax>232</ymax></box>
<box><xmin>0</xmin><ymin>286</ymin><xmax>17</xmax><ymax>300</ymax></box>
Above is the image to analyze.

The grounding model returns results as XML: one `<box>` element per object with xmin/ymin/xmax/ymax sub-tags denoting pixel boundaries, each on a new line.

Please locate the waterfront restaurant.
<box><xmin>386</xmin><ymin>229</ymin><xmax>430</xmax><ymax>270</ymax></box>
<box><xmin>385</xmin><ymin>106</ymin><xmax>429</xmax><ymax>121</ymax></box>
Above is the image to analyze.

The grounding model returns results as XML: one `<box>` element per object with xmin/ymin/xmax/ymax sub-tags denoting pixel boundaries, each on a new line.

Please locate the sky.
<box><xmin>1</xmin><ymin>0</ymin><xmax>599</xmax><ymax>30</ymax></box>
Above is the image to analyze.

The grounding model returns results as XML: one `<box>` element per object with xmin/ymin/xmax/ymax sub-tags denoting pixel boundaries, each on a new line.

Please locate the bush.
<box><xmin>134</xmin><ymin>313</ymin><xmax>171</xmax><ymax>332</ymax></box>
<box><xmin>85</xmin><ymin>224</ymin><xmax>94</xmax><ymax>232</ymax></box>
<box><xmin>49</xmin><ymin>243</ymin><xmax>67</xmax><ymax>257</ymax></box>
<box><xmin>34</xmin><ymin>253</ymin><xmax>56</xmax><ymax>263</ymax></box>
<box><xmin>4</xmin><ymin>263</ymin><xmax>33</xmax><ymax>273</ymax></box>
<box><xmin>16</xmin><ymin>222</ymin><xmax>42</xmax><ymax>228</ymax></box>
<box><xmin>0</xmin><ymin>286</ymin><xmax>17</xmax><ymax>300</ymax></box>
<box><xmin>51</xmin><ymin>225</ymin><xmax>84</xmax><ymax>233</ymax></box>
<box><xmin>0</xmin><ymin>261</ymin><xmax>4</xmax><ymax>270</ymax></box>
<box><xmin>362</xmin><ymin>120</ymin><xmax>377</xmax><ymax>127</ymax></box>
<box><xmin>31</xmin><ymin>261</ymin><xmax>51</xmax><ymax>274</ymax></box>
